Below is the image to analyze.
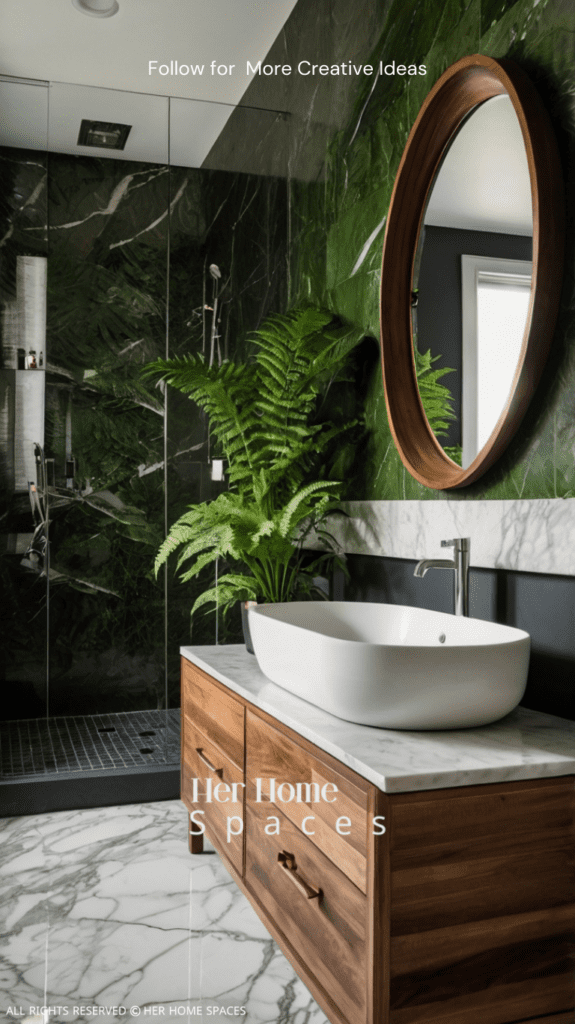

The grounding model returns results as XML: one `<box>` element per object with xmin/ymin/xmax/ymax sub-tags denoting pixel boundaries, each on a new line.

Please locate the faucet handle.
<box><xmin>441</xmin><ymin>537</ymin><xmax>470</xmax><ymax>551</ymax></box>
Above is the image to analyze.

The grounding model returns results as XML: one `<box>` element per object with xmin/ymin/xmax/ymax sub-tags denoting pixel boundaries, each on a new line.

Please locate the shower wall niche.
<box><xmin>0</xmin><ymin>79</ymin><xmax>289</xmax><ymax>784</ymax></box>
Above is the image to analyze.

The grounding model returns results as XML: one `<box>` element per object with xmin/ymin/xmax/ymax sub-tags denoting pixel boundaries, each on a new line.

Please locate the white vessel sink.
<box><xmin>248</xmin><ymin>601</ymin><xmax>530</xmax><ymax>730</ymax></box>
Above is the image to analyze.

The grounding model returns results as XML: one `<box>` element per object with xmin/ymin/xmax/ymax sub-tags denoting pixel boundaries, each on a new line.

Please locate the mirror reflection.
<box><xmin>413</xmin><ymin>94</ymin><xmax>533</xmax><ymax>469</ymax></box>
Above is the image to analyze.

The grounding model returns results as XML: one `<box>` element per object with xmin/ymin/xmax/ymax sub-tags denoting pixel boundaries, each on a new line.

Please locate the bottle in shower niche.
<box><xmin>17</xmin><ymin>256</ymin><xmax>47</xmax><ymax>371</ymax></box>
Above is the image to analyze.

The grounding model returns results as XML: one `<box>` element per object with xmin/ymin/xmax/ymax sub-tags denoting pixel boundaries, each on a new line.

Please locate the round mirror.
<box><xmin>380</xmin><ymin>55</ymin><xmax>564</xmax><ymax>489</ymax></box>
<box><xmin>415</xmin><ymin>94</ymin><xmax>534</xmax><ymax>469</ymax></box>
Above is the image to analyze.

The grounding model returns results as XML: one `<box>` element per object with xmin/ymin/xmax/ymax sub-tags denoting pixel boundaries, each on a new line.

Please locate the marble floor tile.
<box><xmin>0</xmin><ymin>801</ymin><xmax>329</xmax><ymax>1024</ymax></box>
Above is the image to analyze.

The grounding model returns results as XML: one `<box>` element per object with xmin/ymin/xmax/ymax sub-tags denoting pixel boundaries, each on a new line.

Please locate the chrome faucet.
<box><xmin>414</xmin><ymin>537</ymin><xmax>470</xmax><ymax>616</ymax></box>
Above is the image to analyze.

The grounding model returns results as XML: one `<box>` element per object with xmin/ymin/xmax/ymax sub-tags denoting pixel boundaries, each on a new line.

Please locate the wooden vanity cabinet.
<box><xmin>181</xmin><ymin>659</ymin><xmax>245</xmax><ymax>872</ymax></box>
<box><xmin>181</xmin><ymin>657</ymin><xmax>575</xmax><ymax>1024</ymax></box>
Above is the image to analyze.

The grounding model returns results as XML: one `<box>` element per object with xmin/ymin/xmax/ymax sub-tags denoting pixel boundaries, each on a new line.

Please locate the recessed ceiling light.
<box><xmin>72</xmin><ymin>0</ymin><xmax>119</xmax><ymax>17</ymax></box>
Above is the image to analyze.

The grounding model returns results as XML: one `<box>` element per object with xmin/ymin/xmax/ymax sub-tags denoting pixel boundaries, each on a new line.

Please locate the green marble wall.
<box><xmin>289</xmin><ymin>0</ymin><xmax>575</xmax><ymax>500</ymax></box>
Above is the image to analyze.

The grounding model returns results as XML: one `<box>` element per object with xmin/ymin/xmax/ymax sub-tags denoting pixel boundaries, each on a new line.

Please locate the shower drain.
<box><xmin>0</xmin><ymin>709</ymin><xmax>180</xmax><ymax>778</ymax></box>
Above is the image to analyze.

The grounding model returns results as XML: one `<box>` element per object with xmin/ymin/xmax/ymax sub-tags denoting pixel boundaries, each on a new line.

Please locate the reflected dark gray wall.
<box><xmin>417</xmin><ymin>225</ymin><xmax>533</xmax><ymax>448</ymax></box>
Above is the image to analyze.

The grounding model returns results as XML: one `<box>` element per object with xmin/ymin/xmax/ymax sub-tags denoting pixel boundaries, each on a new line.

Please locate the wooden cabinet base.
<box><xmin>515</xmin><ymin>1015</ymin><xmax>575</xmax><ymax>1024</ymax></box>
<box><xmin>386</xmin><ymin>778</ymin><xmax>575</xmax><ymax>1024</ymax></box>
<box><xmin>181</xmin><ymin>658</ymin><xmax>575</xmax><ymax>1024</ymax></box>
<box><xmin>188</xmin><ymin>827</ymin><xmax>203</xmax><ymax>855</ymax></box>
<box><xmin>193</xmin><ymin>803</ymin><xmax>355</xmax><ymax>1024</ymax></box>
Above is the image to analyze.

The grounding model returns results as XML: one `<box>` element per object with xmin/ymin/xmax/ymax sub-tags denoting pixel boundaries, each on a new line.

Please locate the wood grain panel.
<box><xmin>391</xmin><ymin>776</ymin><xmax>572</xmax><ymax>850</ymax></box>
<box><xmin>390</xmin><ymin>914</ymin><xmax>575</xmax><ymax>1021</ymax></box>
<box><xmin>390</xmin><ymin>777</ymin><xmax>574</xmax><ymax>931</ymax></box>
<box><xmin>368</xmin><ymin>785</ymin><xmax>391</xmax><ymax>1024</ymax></box>
<box><xmin>245</xmin><ymin>799</ymin><xmax>367</xmax><ymax>1024</ymax></box>
<box><xmin>181</xmin><ymin>658</ymin><xmax>244</xmax><ymax>769</ymax></box>
<box><xmin>389</xmin><ymin>975</ymin><xmax>575</xmax><ymax>1024</ymax></box>
<box><xmin>513</xmin><ymin>1016</ymin><xmax>575</xmax><ymax>1024</ymax></box>
<box><xmin>388</xmin><ymin>776</ymin><xmax>575</xmax><ymax>1023</ymax></box>
<box><xmin>182</xmin><ymin>716</ymin><xmax>245</xmax><ymax>875</ymax></box>
<box><xmin>203</xmin><ymin>812</ymin><xmax>354</xmax><ymax>1024</ymax></box>
<box><xmin>390</xmin><ymin>903</ymin><xmax>575</xmax><ymax>975</ymax></box>
<box><xmin>246</xmin><ymin>709</ymin><xmax>368</xmax><ymax>892</ymax></box>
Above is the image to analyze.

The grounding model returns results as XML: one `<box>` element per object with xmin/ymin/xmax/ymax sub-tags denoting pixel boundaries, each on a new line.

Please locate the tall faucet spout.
<box><xmin>414</xmin><ymin>538</ymin><xmax>470</xmax><ymax>615</ymax></box>
<box><xmin>413</xmin><ymin>558</ymin><xmax>454</xmax><ymax>578</ymax></box>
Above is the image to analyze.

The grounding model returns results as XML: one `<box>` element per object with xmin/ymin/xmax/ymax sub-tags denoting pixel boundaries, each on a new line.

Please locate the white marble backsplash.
<box><xmin>313</xmin><ymin>498</ymin><xmax>575</xmax><ymax>576</ymax></box>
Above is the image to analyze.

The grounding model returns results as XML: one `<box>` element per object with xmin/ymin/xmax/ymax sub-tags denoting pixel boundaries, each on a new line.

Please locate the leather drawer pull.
<box><xmin>277</xmin><ymin>851</ymin><xmax>321</xmax><ymax>900</ymax></box>
<box><xmin>196</xmin><ymin>748</ymin><xmax>223</xmax><ymax>777</ymax></box>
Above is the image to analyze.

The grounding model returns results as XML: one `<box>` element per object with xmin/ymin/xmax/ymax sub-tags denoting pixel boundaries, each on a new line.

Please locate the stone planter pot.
<box><xmin>240</xmin><ymin>600</ymin><xmax>258</xmax><ymax>654</ymax></box>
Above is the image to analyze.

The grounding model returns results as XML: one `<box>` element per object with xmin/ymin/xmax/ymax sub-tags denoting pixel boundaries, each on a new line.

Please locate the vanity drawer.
<box><xmin>246</xmin><ymin>710</ymin><xmax>369</xmax><ymax>894</ymax></box>
<box><xmin>181</xmin><ymin>658</ymin><xmax>244</xmax><ymax>769</ymax></box>
<box><xmin>245</xmin><ymin>799</ymin><xmax>367</xmax><ymax>1024</ymax></box>
<box><xmin>182</xmin><ymin>715</ymin><xmax>244</xmax><ymax>875</ymax></box>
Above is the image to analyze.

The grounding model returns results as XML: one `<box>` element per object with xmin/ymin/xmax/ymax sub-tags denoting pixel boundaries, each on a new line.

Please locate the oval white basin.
<box><xmin>248</xmin><ymin>601</ymin><xmax>530</xmax><ymax>730</ymax></box>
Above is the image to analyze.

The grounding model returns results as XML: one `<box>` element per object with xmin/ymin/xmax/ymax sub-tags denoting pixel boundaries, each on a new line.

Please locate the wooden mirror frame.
<box><xmin>380</xmin><ymin>54</ymin><xmax>564</xmax><ymax>489</ymax></box>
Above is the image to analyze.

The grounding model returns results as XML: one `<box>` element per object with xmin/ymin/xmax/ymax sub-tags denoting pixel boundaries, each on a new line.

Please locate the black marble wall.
<box><xmin>0</xmin><ymin>139</ymin><xmax>288</xmax><ymax>721</ymax></box>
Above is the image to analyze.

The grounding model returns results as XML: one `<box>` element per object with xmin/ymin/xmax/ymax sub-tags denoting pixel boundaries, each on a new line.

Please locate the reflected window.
<box><xmin>461</xmin><ymin>255</ymin><xmax>532</xmax><ymax>468</ymax></box>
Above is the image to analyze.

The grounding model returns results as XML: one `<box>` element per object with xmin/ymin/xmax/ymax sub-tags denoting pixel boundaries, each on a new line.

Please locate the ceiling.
<box><xmin>0</xmin><ymin>0</ymin><xmax>299</xmax><ymax>166</ymax></box>
<box><xmin>425</xmin><ymin>95</ymin><xmax>532</xmax><ymax>236</ymax></box>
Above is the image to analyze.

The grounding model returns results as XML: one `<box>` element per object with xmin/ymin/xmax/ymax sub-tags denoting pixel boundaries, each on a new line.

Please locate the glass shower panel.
<box><xmin>43</xmin><ymin>85</ymin><xmax>172</xmax><ymax>770</ymax></box>
<box><xmin>1</xmin><ymin>77</ymin><xmax>291</xmax><ymax>784</ymax></box>
<box><xmin>43</xmin><ymin>161</ymin><xmax>168</xmax><ymax>720</ymax></box>
<box><xmin>0</xmin><ymin>78</ymin><xmax>49</xmax><ymax>733</ymax></box>
<box><xmin>44</xmin><ymin>148</ymin><xmax>170</xmax><ymax>727</ymax></box>
<box><xmin>166</xmin><ymin>99</ymin><xmax>290</xmax><ymax>706</ymax></box>
<box><xmin>0</xmin><ymin>79</ymin><xmax>183</xmax><ymax>782</ymax></box>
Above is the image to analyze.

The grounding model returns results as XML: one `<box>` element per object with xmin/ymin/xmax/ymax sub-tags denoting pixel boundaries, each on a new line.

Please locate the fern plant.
<box><xmin>414</xmin><ymin>345</ymin><xmax>461</xmax><ymax>465</ymax></box>
<box><xmin>144</xmin><ymin>307</ymin><xmax>364</xmax><ymax>616</ymax></box>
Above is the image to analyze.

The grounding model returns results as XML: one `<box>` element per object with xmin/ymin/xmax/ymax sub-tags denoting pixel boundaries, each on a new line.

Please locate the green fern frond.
<box><xmin>144</xmin><ymin>307</ymin><xmax>366</xmax><ymax>616</ymax></box>
<box><xmin>192</xmin><ymin>574</ymin><xmax>259</xmax><ymax>614</ymax></box>
<box><xmin>415</xmin><ymin>346</ymin><xmax>457</xmax><ymax>437</ymax></box>
<box><xmin>154</xmin><ymin>520</ymin><xmax>196</xmax><ymax>575</ymax></box>
<box><xmin>278</xmin><ymin>480</ymin><xmax>340</xmax><ymax>539</ymax></box>
<box><xmin>179</xmin><ymin>547</ymin><xmax>219</xmax><ymax>583</ymax></box>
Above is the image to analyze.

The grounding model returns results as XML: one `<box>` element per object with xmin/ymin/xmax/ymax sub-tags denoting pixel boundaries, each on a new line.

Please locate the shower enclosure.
<box><xmin>0</xmin><ymin>77</ymin><xmax>289</xmax><ymax>812</ymax></box>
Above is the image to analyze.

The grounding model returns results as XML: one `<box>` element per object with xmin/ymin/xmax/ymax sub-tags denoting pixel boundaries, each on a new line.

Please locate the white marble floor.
<box><xmin>0</xmin><ymin>800</ymin><xmax>329</xmax><ymax>1024</ymax></box>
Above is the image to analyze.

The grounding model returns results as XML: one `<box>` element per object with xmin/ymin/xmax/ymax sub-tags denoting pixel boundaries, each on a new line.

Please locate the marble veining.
<box><xmin>284</xmin><ymin>0</ymin><xmax>575</xmax><ymax>505</ymax></box>
<box><xmin>181</xmin><ymin>645</ymin><xmax>575</xmax><ymax>793</ymax></box>
<box><xmin>305</xmin><ymin>498</ymin><xmax>575</xmax><ymax>577</ymax></box>
<box><xmin>0</xmin><ymin>800</ymin><xmax>329</xmax><ymax>1023</ymax></box>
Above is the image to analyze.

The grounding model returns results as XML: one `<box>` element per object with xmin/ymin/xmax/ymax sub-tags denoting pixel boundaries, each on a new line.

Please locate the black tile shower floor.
<box><xmin>0</xmin><ymin>709</ymin><xmax>180</xmax><ymax>779</ymax></box>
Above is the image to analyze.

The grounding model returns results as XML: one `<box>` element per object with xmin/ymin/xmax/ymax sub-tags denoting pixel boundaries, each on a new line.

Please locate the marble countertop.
<box><xmin>180</xmin><ymin>644</ymin><xmax>575</xmax><ymax>793</ymax></box>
